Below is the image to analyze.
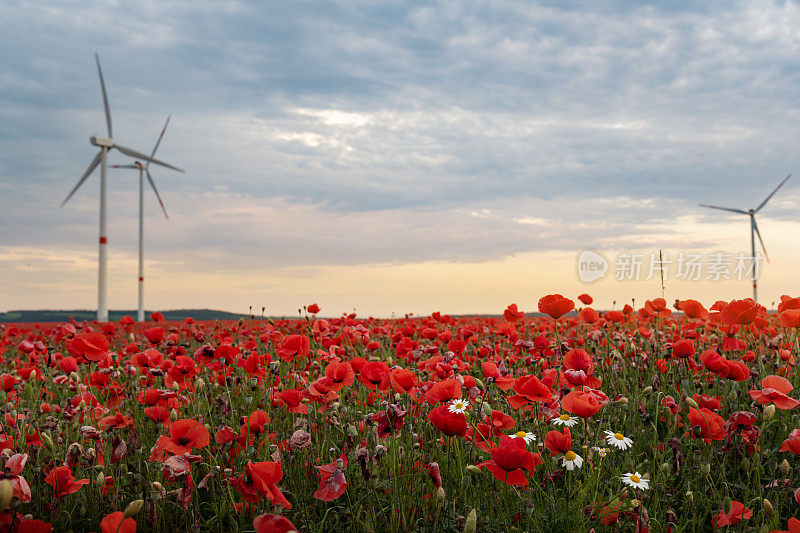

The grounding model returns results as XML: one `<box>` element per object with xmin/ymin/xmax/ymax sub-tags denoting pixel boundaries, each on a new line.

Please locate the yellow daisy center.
<box><xmin>559</xmin><ymin>414</ymin><xmax>570</xmax><ymax>421</ymax></box>
<box><xmin>516</xmin><ymin>431</ymin><xmax>527</xmax><ymax>438</ymax></box>
<box><xmin>614</xmin><ymin>433</ymin><xmax>624</xmax><ymax>440</ymax></box>
<box><xmin>564</xmin><ymin>451</ymin><xmax>577</xmax><ymax>461</ymax></box>
<box><xmin>630</xmin><ymin>474</ymin><xmax>641</xmax><ymax>483</ymax></box>
<box><xmin>454</xmin><ymin>402</ymin><xmax>464</xmax><ymax>410</ymax></box>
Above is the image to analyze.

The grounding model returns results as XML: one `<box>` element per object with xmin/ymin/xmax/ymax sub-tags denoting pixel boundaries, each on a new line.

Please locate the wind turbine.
<box><xmin>700</xmin><ymin>174</ymin><xmax>791</xmax><ymax>304</ymax></box>
<box><xmin>111</xmin><ymin>116</ymin><xmax>183</xmax><ymax>322</ymax></box>
<box><xmin>61</xmin><ymin>54</ymin><xmax>183</xmax><ymax>322</ymax></box>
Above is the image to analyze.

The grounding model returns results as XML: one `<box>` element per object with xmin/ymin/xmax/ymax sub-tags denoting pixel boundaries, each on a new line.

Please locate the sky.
<box><xmin>2</xmin><ymin>0</ymin><xmax>800</xmax><ymax>317</ymax></box>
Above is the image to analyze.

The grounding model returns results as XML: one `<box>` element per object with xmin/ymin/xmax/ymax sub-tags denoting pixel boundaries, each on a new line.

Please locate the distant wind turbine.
<box><xmin>700</xmin><ymin>174</ymin><xmax>791</xmax><ymax>304</ymax></box>
<box><xmin>61</xmin><ymin>54</ymin><xmax>183</xmax><ymax>322</ymax></box>
<box><xmin>112</xmin><ymin>116</ymin><xmax>183</xmax><ymax>322</ymax></box>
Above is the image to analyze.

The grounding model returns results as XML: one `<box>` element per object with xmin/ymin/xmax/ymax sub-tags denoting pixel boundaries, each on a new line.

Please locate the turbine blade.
<box><xmin>755</xmin><ymin>174</ymin><xmax>791</xmax><ymax>212</ymax></box>
<box><xmin>145</xmin><ymin>168</ymin><xmax>169</xmax><ymax>220</ymax></box>
<box><xmin>95</xmin><ymin>53</ymin><xmax>113</xmax><ymax>138</ymax></box>
<box><xmin>752</xmin><ymin>217</ymin><xmax>770</xmax><ymax>264</ymax></box>
<box><xmin>114</xmin><ymin>143</ymin><xmax>184</xmax><ymax>173</ymax></box>
<box><xmin>699</xmin><ymin>204</ymin><xmax>748</xmax><ymax>215</ymax></box>
<box><xmin>111</xmin><ymin>164</ymin><xmax>139</xmax><ymax>169</ymax></box>
<box><xmin>61</xmin><ymin>151</ymin><xmax>102</xmax><ymax>207</ymax></box>
<box><xmin>147</xmin><ymin>115</ymin><xmax>171</xmax><ymax>164</ymax></box>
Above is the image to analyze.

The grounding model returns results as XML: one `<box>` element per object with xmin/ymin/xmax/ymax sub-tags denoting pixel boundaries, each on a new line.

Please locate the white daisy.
<box><xmin>620</xmin><ymin>472</ymin><xmax>649</xmax><ymax>490</ymax></box>
<box><xmin>551</xmin><ymin>413</ymin><xmax>579</xmax><ymax>427</ymax></box>
<box><xmin>509</xmin><ymin>430</ymin><xmax>536</xmax><ymax>444</ymax></box>
<box><xmin>562</xmin><ymin>450</ymin><xmax>583</xmax><ymax>470</ymax></box>
<box><xmin>604</xmin><ymin>430</ymin><xmax>633</xmax><ymax>450</ymax></box>
<box><xmin>592</xmin><ymin>446</ymin><xmax>610</xmax><ymax>458</ymax></box>
<box><xmin>448</xmin><ymin>398</ymin><xmax>469</xmax><ymax>414</ymax></box>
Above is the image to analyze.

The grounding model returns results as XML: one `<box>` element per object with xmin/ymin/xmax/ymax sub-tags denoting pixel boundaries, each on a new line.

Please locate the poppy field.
<box><xmin>2</xmin><ymin>295</ymin><xmax>800</xmax><ymax>532</ymax></box>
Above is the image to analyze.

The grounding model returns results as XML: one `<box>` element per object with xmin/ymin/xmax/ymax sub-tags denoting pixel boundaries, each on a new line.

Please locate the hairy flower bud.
<box><xmin>0</xmin><ymin>480</ymin><xmax>12</xmax><ymax>512</ymax></box>
<box><xmin>763</xmin><ymin>404</ymin><xmax>776</xmax><ymax>421</ymax></box>
<box><xmin>781</xmin><ymin>459</ymin><xmax>790</xmax><ymax>476</ymax></box>
<box><xmin>685</xmin><ymin>397</ymin><xmax>698</xmax><ymax>409</ymax></box>
<box><xmin>700</xmin><ymin>463</ymin><xmax>710</xmax><ymax>477</ymax></box>
<box><xmin>123</xmin><ymin>499</ymin><xmax>144</xmax><ymax>519</ymax></box>
<box><xmin>464</xmin><ymin>509</ymin><xmax>477</xmax><ymax>533</ymax></box>
<box><xmin>436</xmin><ymin>486</ymin><xmax>446</xmax><ymax>501</ymax></box>
<box><xmin>763</xmin><ymin>499</ymin><xmax>774</xmax><ymax>516</ymax></box>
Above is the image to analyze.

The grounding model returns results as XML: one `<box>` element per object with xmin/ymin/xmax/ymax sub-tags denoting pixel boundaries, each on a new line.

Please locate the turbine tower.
<box><xmin>112</xmin><ymin>116</ymin><xmax>183</xmax><ymax>322</ymax></box>
<box><xmin>700</xmin><ymin>174</ymin><xmax>791</xmax><ymax>304</ymax></box>
<box><xmin>61</xmin><ymin>54</ymin><xmax>183</xmax><ymax>322</ymax></box>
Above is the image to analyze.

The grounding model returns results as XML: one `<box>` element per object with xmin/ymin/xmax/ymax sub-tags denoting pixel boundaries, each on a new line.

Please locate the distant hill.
<box><xmin>0</xmin><ymin>309</ymin><xmax>250</xmax><ymax>323</ymax></box>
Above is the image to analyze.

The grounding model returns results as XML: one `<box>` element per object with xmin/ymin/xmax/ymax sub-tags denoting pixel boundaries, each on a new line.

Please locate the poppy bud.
<box><xmin>741</xmin><ymin>457</ymin><xmax>750</xmax><ymax>472</ymax></box>
<box><xmin>685</xmin><ymin>397</ymin><xmax>698</xmax><ymax>409</ymax></box>
<box><xmin>642</xmin><ymin>387</ymin><xmax>652</xmax><ymax>396</ymax></box>
<box><xmin>436</xmin><ymin>486</ymin><xmax>445</xmax><ymax>501</ymax></box>
<box><xmin>686</xmin><ymin>491</ymin><xmax>693</xmax><ymax>503</ymax></box>
<box><xmin>70</xmin><ymin>372</ymin><xmax>79</xmax><ymax>382</ymax></box>
<box><xmin>94</xmin><ymin>465</ymin><xmax>104</xmax><ymax>472</ymax></box>
<box><xmin>481</xmin><ymin>402</ymin><xmax>493</xmax><ymax>418</ymax></box>
<box><xmin>660</xmin><ymin>462</ymin><xmax>671</xmax><ymax>474</ymax></box>
<box><xmin>465</xmin><ymin>465</ymin><xmax>483</xmax><ymax>476</ymax></box>
<box><xmin>0</xmin><ymin>480</ymin><xmax>12</xmax><ymax>512</ymax></box>
<box><xmin>172</xmin><ymin>381</ymin><xmax>180</xmax><ymax>391</ymax></box>
<box><xmin>781</xmin><ymin>459</ymin><xmax>790</xmax><ymax>476</ymax></box>
<box><xmin>700</xmin><ymin>463</ymin><xmax>710</xmax><ymax>476</ymax></box>
<box><xmin>728</xmin><ymin>389</ymin><xmax>738</xmax><ymax>402</ymax></box>
<box><xmin>96</xmin><ymin>471</ymin><xmax>105</xmax><ymax>485</ymax></box>
<box><xmin>123</xmin><ymin>499</ymin><xmax>144</xmax><ymax>519</ymax></box>
<box><xmin>763</xmin><ymin>499</ymin><xmax>774</xmax><ymax>516</ymax></box>
<box><xmin>464</xmin><ymin>509</ymin><xmax>477</xmax><ymax>533</ymax></box>
<box><xmin>474</xmin><ymin>378</ymin><xmax>486</xmax><ymax>391</ymax></box>
<box><xmin>617</xmin><ymin>397</ymin><xmax>629</xmax><ymax>405</ymax></box>
<box><xmin>347</xmin><ymin>425</ymin><xmax>359</xmax><ymax>438</ymax></box>
<box><xmin>41</xmin><ymin>432</ymin><xmax>54</xmax><ymax>450</ymax></box>
<box><xmin>763</xmin><ymin>404</ymin><xmax>775</xmax><ymax>421</ymax></box>
<box><xmin>29</xmin><ymin>370</ymin><xmax>36</xmax><ymax>380</ymax></box>
<box><xmin>169</xmin><ymin>409</ymin><xmax>178</xmax><ymax>422</ymax></box>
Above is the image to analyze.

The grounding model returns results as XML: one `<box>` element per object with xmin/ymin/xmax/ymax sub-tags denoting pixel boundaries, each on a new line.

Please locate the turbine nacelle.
<box><xmin>90</xmin><ymin>136</ymin><xmax>114</xmax><ymax>148</ymax></box>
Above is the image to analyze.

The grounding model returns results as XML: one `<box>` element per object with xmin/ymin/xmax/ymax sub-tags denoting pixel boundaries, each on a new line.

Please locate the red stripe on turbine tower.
<box><xmin>99</xmin><ymin>236</ymin><xmax>107</xmax><ymax>244</ymax></box>
<box><xmin>139</xmin><ymin>277</ymin><xmax>144</xmax><ymax>281</ymax></box>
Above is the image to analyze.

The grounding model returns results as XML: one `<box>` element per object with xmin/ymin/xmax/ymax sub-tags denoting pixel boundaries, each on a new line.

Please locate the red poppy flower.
<box><xmin>313</xmin><ymin>455</ymin><xmax>347</xmax><ymax>501</ymax></box>
<box><xmin>538</xmin><ymin>294</ymin><xmax>575</xmax><ymax>320</ymax></box>
<box><xmin>687</xmin><ymin>407</ymin><xmax>724</xmax><ymax>441</ymax></box>
<box><xmin>578</xmin><ymin>293</ymin><xmax>593</xmax><ymax>305</ymax></box>
<box><xmin>276</xmin><ymin>335</ymin><xmax>311</xmax><ymax>362</ymax></box>
<box><xmin>155</xmin><ymin>419</ymin><xmax>210</xmax><ymax>456</ymax></box>
<box><xmin>561</xmin><ymin>390</ymin><xmax>602</xmax><ymax>418</ymax></box>
<box><xmin>477</xmin><ymin>436</ymin><xmax>543</xmax><ymax>485</ymax></box>
<box><xmin>64</xmin><ymin>332</ymin><xmax>110</xmax><ymax>362</ymax></box>
<box><xmin>427</xmin><ymin>405</ymin><xmax>467</xmax><ymax>437</ymax></box>
<box><xmin>507</xmin><ymin>374</ymin><xmax>552</xmax><ymax>409</ymax></box>
<box><xmin>232</xmin><ymin>461</ymin><xmax>291</xmax><ymax>509</ymax></box>
<box><xmin>389</xmin><ymin>368</ymin><xmax>418</xmax><ymax>397</ymax></box>
<box><xmin>721</xmin><ymin>299</ymin><xmax>758</xmax><ymax>325</ymax></box>
<box><xmin>307</xmin><ymin>303</ymin><xmax>320</xmax><ymax>314</ymax></box>
<box><xmin>424</xmin><ymin>379</ymin><xmax>462</xmax><ymax>405</ymax></box>
<box><xmin>711</xmin><ymin>500</ymin><xmax>751</xmax><ymax>528</ymax></box>
<box><xmin>274</xmin><ymin>389</ymin><xmax>309</xmax><ymax>414</ymax></box>
<box><xmin>780</xmin><ymin>309</ymin><xmax>800</xmax><ymax>329</ymax></box>
<box><xmin>44</xmin><ymin>466</ymin><xmax>89</xmax><ymax>498</ymax></box>
<box><xmin>781</xmin><ymin>429</ymin><xmax>800</xmax><ymax>455</ymax></box>
<box><xmin>324</xmin><ymin>361</ymin><xmax>355</xmax><ymax>389</ymax></box>
<box><xmin>144</xmin><ymin>327</ymin><xmax>165</xmax><ymax>344</ymax></box>
<box><xmin>779</xmin><ymin>295</ymin><xmax>800</xmax><ymax>312</ymax></box>
<box><xmin>562</xmin><ymin>349</ymin><xmax>598</xmax><ymax>387</ymax></box>
<box><xmin>544</xmin><ymin>428</ymin><xmax>572</xmax><ymax>455</ymax></box>
<box><xmin>773</xmin><ymin>516</ymin><xmax>800</xmax><ymax>533</ymax></box>
<box><xmin>100</xmin><ymin>512</ymin><xmax>136</xmax><ymax>533</ymax></box>
<box><xmin>503</xmin><ymin>304</ymin><xmax>525</xmax><ymax>322</ymax></box>
<box><xmin>254</xmin><ymin>514</ymin><xmax>297</xmax><ymax>533</ymax></box>
<box><xmin>16</xmin><ymin>519</ymin><xmax>53</xmax><ymax>533</ymax></box>
<box><xmin>750</xmin><ymin>375</ymin><xmax>799</xmax><ymax>410</ymax></box>
<box><xmin>671</xmin><ymin>339</ymin><xmax>695</xmax><ymax>358</ymax></box>
<box><xmin>578</xmin><ymin>307</ymin><xmax>600</xmax><ymax>324</ymax></box>
<box><xmin>358</xmin><ymin>361</ymin><xmax>390</xmax><ymax>391</ymax></box>
<box><xmin>678</xmin><ymin>299</ymin><xmax>708</xmax><ymax>319</ymax></box>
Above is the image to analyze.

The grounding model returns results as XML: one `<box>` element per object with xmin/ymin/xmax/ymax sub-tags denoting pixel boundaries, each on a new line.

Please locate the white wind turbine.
<box><xmin>700</xmin><ymin>174</ymin><xmax>791</xmax><ymax>304</ymax></box>
<box><xmin>61</xmin><ymin>54</ymin><xmax>183</xmax><ymax>322</ymax></box>
<box><xmin>111</xmin><ymin>116</ymin><xmax>183</xmax><ymax>322</ymax></box>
